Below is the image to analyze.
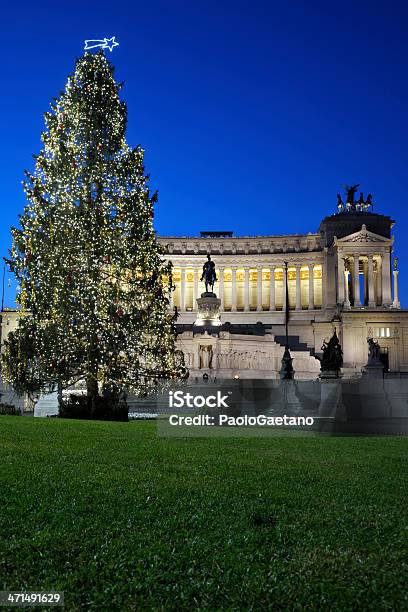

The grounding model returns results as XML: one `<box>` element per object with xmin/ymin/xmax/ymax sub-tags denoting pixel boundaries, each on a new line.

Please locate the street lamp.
<box><xmin>280</xmin><ymin>261</ymin><xmax>294</xmax><ymax>380</ymax></box>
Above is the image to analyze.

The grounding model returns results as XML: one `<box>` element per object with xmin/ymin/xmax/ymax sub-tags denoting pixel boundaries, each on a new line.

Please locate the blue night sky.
<box><xmin>1</xmin><ymin>0</ymin><xmax>408</xmax><ymax>306</ymax></box>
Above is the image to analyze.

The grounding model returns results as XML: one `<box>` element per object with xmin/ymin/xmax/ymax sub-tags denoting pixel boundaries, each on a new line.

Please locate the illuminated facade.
<box><xmin>158</xmin><ymin>206</ymin><xmax>407</xmax><ymax>378</ymax></box>
<box><xmin>1</xmin><ymin>204</ymin><xmax>407</xmax><ymax>386</ymax></box>
<box><xmin>160</xmin><ymin>217</ymin><xmax>396</xmax><ymax>319</ymax></box>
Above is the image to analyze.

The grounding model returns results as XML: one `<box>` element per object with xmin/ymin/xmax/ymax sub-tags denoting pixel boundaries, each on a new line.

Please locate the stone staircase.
<box><xmin>273</xmin><ymin>334</ymin><xmax>314</xmax><ymax>355</ymax></box>
<box><xmin>269</xmin><ymin>326</ymin><xmax>322</xmax><ymax>378</ymax></box>
<box><xmin>271</xmin><ymin>326</ymin><xmax>319</xmax><ymax>358</ymax></box>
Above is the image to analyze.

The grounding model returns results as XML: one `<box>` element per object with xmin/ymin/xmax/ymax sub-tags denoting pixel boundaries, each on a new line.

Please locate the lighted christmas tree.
<box><xmin>2</xmin><ymin>50</ymin><xmax>187</xmax><ymax>413</ymax></box>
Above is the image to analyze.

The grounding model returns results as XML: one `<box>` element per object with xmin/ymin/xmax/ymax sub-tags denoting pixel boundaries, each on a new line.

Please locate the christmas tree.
<box><xmin>2</xmin><ymin>50</ymin><xmax>187</xmax><ymax>412</ymax></box>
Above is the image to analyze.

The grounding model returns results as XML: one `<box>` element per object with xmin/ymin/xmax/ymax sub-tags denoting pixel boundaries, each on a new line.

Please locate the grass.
<box><xmin>0</xmin><ymin>418</ymin><xmax>407</xmax><ymax>611</ymax></box>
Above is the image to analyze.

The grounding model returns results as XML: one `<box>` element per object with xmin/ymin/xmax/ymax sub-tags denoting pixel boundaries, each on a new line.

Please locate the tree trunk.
<box><xmin>87</xmin><ymin>375</ymin><xmax>99</xmax><ymax>417</ymax></box>
<box><xmin>86</xmin><ymin>338</ymin><xmax>99</xmax><ymax>417</ymax></box>
<box><xmin>57</xmin><ymin>379</ymin><xmax>63</xmax><ymax>413</ymax></box>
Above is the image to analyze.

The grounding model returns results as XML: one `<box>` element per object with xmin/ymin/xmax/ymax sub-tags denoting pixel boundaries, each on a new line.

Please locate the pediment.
<box><xmin>335</xmin><ymin>224</ymin><xmax>391</xmax><ymax>245</ymax></box>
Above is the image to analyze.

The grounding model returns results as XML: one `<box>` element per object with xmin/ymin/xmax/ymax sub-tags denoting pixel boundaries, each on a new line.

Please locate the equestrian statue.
<box><xmin>201</xmin><ymin>254</ymin><xmax>217</xmax><ymax>294</ymax></box>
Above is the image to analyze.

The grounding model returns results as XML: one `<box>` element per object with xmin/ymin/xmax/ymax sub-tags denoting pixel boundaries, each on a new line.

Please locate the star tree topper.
<box><xmin>84</xmin><ymin>36</ymin><xmax>119</xmax><ymax>52</ymax></box>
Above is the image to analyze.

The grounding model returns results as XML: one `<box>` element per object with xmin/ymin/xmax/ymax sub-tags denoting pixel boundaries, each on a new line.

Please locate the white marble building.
<box><xmin>1</xmin><ymin>203</ymin><xmax>406</xmax><ymax>386</ymax></box>
<box><xmin>158</xmin><ymin>205</ymin><xmax>406</xmax><ymax>377</ymax></box>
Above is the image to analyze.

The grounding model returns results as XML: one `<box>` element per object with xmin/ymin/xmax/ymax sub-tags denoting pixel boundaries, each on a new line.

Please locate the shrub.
<box><xmin>0</xmin><ymin>403</ymin><xmax>21</xmax><ymax>416</ymax></box>
<box><xmin>59</xmin><ymin>394</ymin><xmax>128</xmax><ymax>422</ymax></box>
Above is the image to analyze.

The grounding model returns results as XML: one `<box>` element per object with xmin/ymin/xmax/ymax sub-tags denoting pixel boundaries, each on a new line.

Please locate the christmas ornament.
<box><xmin>84</xmin><ymin>37</ymin><xmax>119</xmax><ymax>52</ymax></box>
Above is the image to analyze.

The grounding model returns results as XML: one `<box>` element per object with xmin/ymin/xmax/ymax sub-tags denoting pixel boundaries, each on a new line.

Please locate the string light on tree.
<box><xmin>2</xmin><ymin>49</ymin><xmax>187</xmax><ymax>412</ymax></box>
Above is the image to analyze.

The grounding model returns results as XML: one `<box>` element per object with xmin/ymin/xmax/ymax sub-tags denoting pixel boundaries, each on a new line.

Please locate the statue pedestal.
<box><xmin>319</xmin><ymin>369</ymin><xmax>342</xmax><ymax>380</ymax></box>
<box><xmin>362</xmin><ymin>364</ymin><xmax>384</xmax><ymax>378</ymax></box>
<box><xmin>193</xmin><ymin>292</ymin><xmax>221</xmax><ymax>331</ymax></box>
<box><xmin>318</xmin><ymin>378</ymin><xmax>346</xmax><ymax>421</ymax></box>
<box><xmin>278</xmin><ymin>379</ymin><xmax>301</xmax><ymax>414</ymax></box>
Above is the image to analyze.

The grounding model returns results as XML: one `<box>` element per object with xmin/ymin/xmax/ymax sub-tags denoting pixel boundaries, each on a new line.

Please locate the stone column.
<box><xmin>180</xmin><ymin>268</ymin><xmax>186</xmax><ymax>311</ymax></box>
<box><xmin>219</xmin><ymin>267</ymin><xmax>224</xmax><ymax>311</ymax></box>
<box><xmin>244</xmin><ymin>267</ymin><xmax>250</xmax><ymax>311</ymax></box>
<box><xmin>257</xmin><ymin>267</ymin><xmax>263</xmax><ymax>312</ymax></box>
<box><xmin>368</xmin><ymin>254</ymin><xmax>375</xmax><ymax>307</ymax></box>
<box><xmin>337</xmin><ymin>254</ymin><xmax>345</xmax><ymax>305</ymax></box>
<box><xmin>308</xmin><ymin>264</ymin><xmax>314</xmax><ymax>310</ymax></box>
<box><xmin>382</xmin><ymin>251</ymin><xmax>392</xmax><ymax>306</ymax></box>
<box><xmin>344</xmin><ymin>270</ymin><xmax>350</xmax><ymax>308</ymax></box>
<box><xmin>283</xmin><ymin>264</ymin><xmax>287</xmax><ymax>312</ymax></box>
<box><xmin>194</xmin><ymin>267</ymin><xmax>199</xmax><ymax>309</ymax></box>
<box><xmin>363</xmin><ymin>259</ymin><xmax>368</xmax><ymax>306</ymax></box>
<box><xmin>295</xmin><ymin>264</ymin><xmax>301</xmax><ymax>310</ymax></box>
<box><xmin>322</xmin><ymin>259</ymin><xmax>328</xmax><ymax>309</ymax></box>
<box><xmin>231</xmin><ymin>267</ymin><xmax>237</xmax><ymax>312</ymax></box>
<box><xmin>393</xmin><ymin>268</ymin><xmax>400</xmax><ymax>309</ymax></box>
<box><xmin>270</xmin><ymin>267</ymin><xmax>276</xmax><ymax>311</ymax></box>
<box><xmin>375</xmin><ymin>259</ymin><xmax>381</xmax><ymax>306</ymax></box>
<box><xmin>353</xmin><ymin>255</ymin><xmax>361</xmax><ymax>307</ymax></box>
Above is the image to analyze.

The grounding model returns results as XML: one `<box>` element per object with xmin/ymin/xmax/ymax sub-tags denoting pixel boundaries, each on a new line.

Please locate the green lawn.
<box><xmin>0</xmin><ymin>418</ymin><xmax>407</xmax><ymax>611</ymax></box>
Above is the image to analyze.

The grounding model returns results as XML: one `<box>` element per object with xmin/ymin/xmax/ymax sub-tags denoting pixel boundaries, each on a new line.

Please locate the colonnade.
<box><xmin>171</xmin><ymin>263</ymin><xmax>322</xmax><ymax>312</ymax></box>
<box><xmin>337</xmin><ymin>252</ymin><xmax>393</xmax><ymax>308</ymax></box>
